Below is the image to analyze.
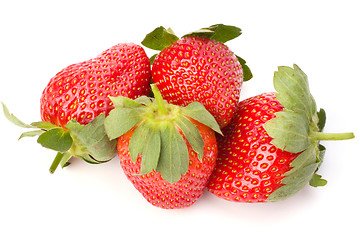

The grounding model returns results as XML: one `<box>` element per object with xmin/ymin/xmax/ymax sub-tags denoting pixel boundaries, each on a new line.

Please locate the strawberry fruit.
<box><xmin>41</xmin><ymin>43</ymin><xmax>151</xmax><ymax>127</ymax></box>
<box><xmin>104</xmin><ymin>84</ymin><xmax>221</xmax><ymax>209</ymax></box>
<box><xmin>207</xmin><ymin>64</ymin><xmax>355</xmax><ymax>202</ymax></box>
<box><xmin>3</xmin><ymin>43</ymin><xmax>151</xmax><ymax>172</ymax></box>
<box><xmin>142</xmin><ymin>24</ymin><xmax>252</xmax><ymax>128</ymax></box>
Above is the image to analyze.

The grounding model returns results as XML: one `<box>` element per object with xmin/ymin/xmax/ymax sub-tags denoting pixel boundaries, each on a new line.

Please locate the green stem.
<box><xmin>313</xmin><ymin>132</ymin><xmax>355</xmax><ymax>141</ymax></box>
<box><xmin>151</xmin><ymin>84</ymin><xmax>168</xmax><ymax>116</ymax></box>
<box><xmin>49</xmin><ymin>152</ymin><xmax>65</xmax><ymax>174</ymax></box>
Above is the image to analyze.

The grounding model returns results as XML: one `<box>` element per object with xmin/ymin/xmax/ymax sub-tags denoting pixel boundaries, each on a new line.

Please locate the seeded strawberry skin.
<box><xmin>207</xmin><ymin>93</ymin><xmax>299</xmax><ymax>202</ymax></box>
<box><xmin>152</xmin><ymin>36</ymin><xmax>243</xmax><ymax>129</ymax></box>
<box><xmin>40</xmin><ymin>43</ymin><xmax>151</xmax><ymax>127</ymax></box>
<box><xmin>118</xmin><ymin>120</ymin><xmax>217</xmax><ymax>209</ymax></box>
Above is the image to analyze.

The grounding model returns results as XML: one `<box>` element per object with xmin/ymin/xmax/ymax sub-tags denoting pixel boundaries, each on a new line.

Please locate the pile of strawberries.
<box><xmin>3</xmin><ymin>24</ymin><xmax>354</xmax><ymax>209</ymax></box>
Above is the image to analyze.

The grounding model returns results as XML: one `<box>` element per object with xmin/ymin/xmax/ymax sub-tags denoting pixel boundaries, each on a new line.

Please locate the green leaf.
<box><xmin>318</xmin><ymin>144</ymin><xmax>326</xmax><ymax>163</ymax></box>
<box><xmin>149</xmin><ymin>54</ymin><xmax>158</xmax><ymax>64</ymax></box>
<box><xmin>267</xmin><ymin>141</ymin><xmax>326</xmax><ymax>200</ymax></box>
<box><xmin>273</xmin><ymin>65</ymin><xmax>316</xmax><ymax>119</ymax></box>
<box><xmin>286</xmin><ymin>146</ymin><xmax>317</xmax><ymax>176</ymax></box>
<box><xmin>37</xmin><ymin>128</ymin><xmax>73</xmax><ymax>152</ymax></box>
<box><xmin>19</xmin><ymin>130</ymin><xmax>45</xmax><ymax>140</ymax></box>
<box><xmin>157</xmin><ymin>124</ymin><xmax>189</xmax><ymax>183</ymax></box>
<box><xmin>264</xmin><ymin>110</ymin><xmax>311</xmax><ymax>153</ymax></box>
<box><xmin>140</xmin><ymin>127</ymin><xmax>161</xmax><ymax>175</ymax></box>
<box><xmin>183</xmin><ymin>24</ymin><xmax>242</xmax><ymax>43</ymax></box>
<box><xmin>129</xmin><ymin>122</ymin><xmax>152</xmax><ymax>163</ymax></box>
<box><xmin>236</xmin><ymin>55</ymin><xmax>253</xmax><ymax>81</ymax></box>
<box><xmin>317</xmin><ymin>108</ymin><xmax>326</xmax><ymax>132</ymax></box>
<box><xmin>141</xmin><ymin>26</ymin><xmax>179</xmax><ymax>51</ymax></box>
<box><xmin>30</xmin><ymin>121</ymin><xmax>58</xmax><ymax>130</ymax></box>
<box><xmin>182</xmin><ymin>102</ymin><xmax>222</xmax><ymax>135</ymax></box>
<box><xmin>268</xmin><ymin>162</ymin><xmax>319</xmax><ymax>202</ymax></box>
<box><xmin>60</xmin><ymin>152</ymin><xmax>72</xmax><ymax>168</ymax></box>
<box><xmin>67</xmin><ymin>114</ymin><xmax>116</xmax><ymax>162</ymax></box>
<box><xmin>104</xmin><ymin>108</ymin><xmax>142</xmax><ymax>140</ymax></box>
<box><xmin>134</xmin><ymin>96</ymin><xmax>153</xmax><ymax>106</ymax></box>
<box><xmin>309</xmin><ymin>173</ymin><xmax>327</xmax><ymax>187</ymax></box>
<box><xmin>2</xmin><ymin>102</ymin><xmax>34</xmax><ymax>128</ymax></box>
<box><xmin>109</xmin><ymin>96</ymin><xmax>144</xmax><ymax>109</ymax></box>
<box><xmin>175</xmin><ymin>115</ymin><xmax>204</xmax><ymax>161</ymax></box>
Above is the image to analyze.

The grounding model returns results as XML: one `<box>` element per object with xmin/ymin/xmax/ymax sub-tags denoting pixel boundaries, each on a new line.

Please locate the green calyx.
<box><xmin>104</xmin><ymin>84</ymin><xmax>222</xmax><ymax>183</ymax></box>
<box><xmin>264</xmin><ymin>64</ymin><xmax>355</xmax><ymax>202</ymax></box>
<box><xmin>2</xmin><ymin>102</ymin><xmax>116</xmax><ymax>173</ymax></box>
<box><xmin>141</xmin><ymin>24</ymin><xmax>253</xmax><ymax>81</ymax></box>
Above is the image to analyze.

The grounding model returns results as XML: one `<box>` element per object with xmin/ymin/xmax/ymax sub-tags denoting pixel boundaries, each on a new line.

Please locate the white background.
<box><xmin>1</xmin><ymin>0</ymin><xmax>359</xmax><ymax>239</ymax></box>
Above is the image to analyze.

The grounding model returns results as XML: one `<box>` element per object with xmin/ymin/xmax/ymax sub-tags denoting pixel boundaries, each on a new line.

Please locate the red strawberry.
<box><xmin>40</xmin><ymin>43</ymin><xmax>151</xmax><ymax>127</ymax></box>
<box><xmin>142</xmin><ymin>24</ymin><xmax>252</xmax><ymax>128</ymax></box>
<box><xmin>3</xmin><ymin>43</ymin><xmax>151</xmax><ymax>173</ymax></box>
<box><xmin>117</xmin><ymin>119</ymin><xmax>217</xmax><ymax>209</ymax></box>
<box><xmin>104</xmin><ymin>84</ymin><xmax>221</xmax><ymax>209</ymax></box>
<box><xmin>207</xmin><ymin>65</ymin><xmax>355</xmax><ymax>202</ymax></box>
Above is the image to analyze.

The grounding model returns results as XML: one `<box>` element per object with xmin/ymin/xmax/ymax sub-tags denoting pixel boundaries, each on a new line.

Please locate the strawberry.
<box><xmin>41</xmin><ymin>43</ymin><xmax>151</xmax><ymax>127</ymax></box>
<box><xmin>141</xmin><ymin>24</ymin><xmax>252</xmax><ymax>128</ymax></box>
<box><xmin>207</xmin><ymin>64</ymin><xmax>355</xmax><ymax>202</ymax></box>
<box><xmin>3</xmin><ymin>43</ymin><xmax>151</xmax><ymax>172</ymax></box>
<box><xmin>104</xmin><ymin>84</ymin><xmax>221</xmax><ymax>209</ymax></box>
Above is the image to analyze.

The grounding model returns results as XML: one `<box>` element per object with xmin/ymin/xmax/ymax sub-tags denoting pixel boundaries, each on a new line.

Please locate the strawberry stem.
<box><xmin>49</xmin><ymin>152</ymin><xmax>72</xmax><ymax>173</ymax></box>
<box><xmin>49</xmin><ymin>152</ymin><xmax>65</xmax><ymax>174</ymax></box>
<box><xmin>313</xmin><ymin>132</ymin><xmax>355</xmax><ymax>141</ymax></box>
<box><xmin>151</xmin><ymin>84</ymin><xmax>168</xmax><ymax>116</ymax></box>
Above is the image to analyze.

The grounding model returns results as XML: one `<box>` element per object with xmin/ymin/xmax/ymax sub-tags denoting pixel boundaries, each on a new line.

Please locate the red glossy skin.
<box><xmin>117</xmin><ymin>120</ymin><xmax>217</xmax><ymax>209</ymax></box>
<box><xmin>40</xmin><ymin>43</ymin><xmax>151</xmax><ymax>127</ymax></box>
<box><xmin>207</xmin><ymin>93</ymin><xmax>298</xmax><ymax>202</ymax></box>
<box><xmin>152</xmin><ymin>36</ymin><xmax>243</xmax><ymax>129</ymax></box>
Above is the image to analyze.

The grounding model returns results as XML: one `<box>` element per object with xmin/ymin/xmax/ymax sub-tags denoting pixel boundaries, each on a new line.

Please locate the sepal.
<box><xmin>141</xmin><ymin>26</ymin><xmax>179</xmax><ymax>51</ymax></box>
<box><xmin>265</xmin><ymin>64</ymin><xmax>354</xmax><ymax>201</ymax></box>
<box><xmin>236</xmin><ymin>55</ymin><xmax>253</xmax><ymax>81</ymax></box>
<box><xmin>182</xmin><ymin>24</ymin><xmax>242</xmax><ymax>43</ymax></box>
<box><xmin>3</xmin><ymin>103</ymin><xmax>116</xmax><ymax>173</ymax></box>
<box><xmin>104</xmin><ymin>84</ymin><xmax>221</xmax><ymax>183</ymax></box>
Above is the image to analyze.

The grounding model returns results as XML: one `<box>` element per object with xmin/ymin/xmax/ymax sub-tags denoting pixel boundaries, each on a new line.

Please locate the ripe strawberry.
<box><xmin>3</xmin><ymin>43</ymin><xmax>151</xmax><ymax>173</ymax></box>
<box><xmin>207</xmin><ymin>65</ymin><xmax>355</xmax><ymax>202</ymax></box>
<box><xmin>104</xmin><ymin>84</ymin><xmax>221</xmax><ymax>209</ymax></box>
<box><xmin>142</xmin><ymin>24</ymin><xmax>252</xmax><ymax>128</ymax></box>
<box><xmin>41</xmin><ymin>43</ymin><xmax>151</xmax><ymax>127</ymax></box>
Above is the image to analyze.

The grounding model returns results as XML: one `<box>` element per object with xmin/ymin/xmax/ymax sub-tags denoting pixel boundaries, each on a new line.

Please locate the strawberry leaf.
<box><xmin>268</xmin><ymin>162</ymin><xmax>319</xmax><ymax>201</ymax></box>
<box><xmin>264</xmin><ymin>110</ymin><xmax>311</xmax><ymax>153</ymax></box>
<box><xmin>140</xmin><ymin>127</ymin><xmax>161</xmax><ymax>175</ymax></box>
<box><xmin>317</xmin><ymin>108</ymin><xmax>326</xmax><ymax>132</ymax></box>
<box><xmin>175</xmin><ymin>115</ymin><xmax>204</xmax><ymax>162</ymax></box>
<box><xmin>129</xmin><ymin>121</ymin><xmax>152</xmax><ymax>163</ymax></box>
<box><xmin>182</xmin><ymin>102</ymin><xmax>222</xmax><ymax>135</ymax></box>
<box><xmin>273</xmin><ymin>65</ymin><xmax>316</xmax><ymax>120</ymax></box>
<box><xmin>66</xmin><ymin>114</ymin><xmax>116</xmax><ymax>162</ymax></box>
<box><xmin>236</xmin><ymin>55</ymin><xmax>253</xmax><ymax>81</ymax></box>
<box><xmin>183</xmin><ymin>24</ymin><xmax>242</xmax><ymax>43</ymax></box>
<box><xmin>19</xmin><ymin>130</ymin><xmax>44</xmax><ymax>140</ymax></box>
<box><xmin>309</xmin><ymin>173</ymin><xmax>327</xmax><ymax>187</ymax></box>
<box><xmin>2</xmin><ymin>102</ymin><xmax>34</xmax><ymax>128</ymax></box>
<box><xmin>109</xmin><ymin>96</ymin><xmax>144</xmax><ymax>109</ymax></box>
<box><xmin>149</xmin><ymin>54</ymin><xmax>158</xmax><ymax>64</ymax></box>
<box><xmin>157</xmin><ymin>124</ymin><xmax>189</xmax><ymax>183</ymax></box>
<box><xmin>37</xmin><ymin>128</ymin><xmax>73</xmax><ymax>152</ymax></box>
<box><xmin>104</xmin><ymin>108</ymin><xmax>143</xmax><ymax>140</ymax></box>
<box><xmin>142</xmin><ymin>26</ymin><xmax>179</xmax><ymax>51</ymax></box>
<box><xmin>30</xmin><ymin>121</ymin><xmax>58</xmax><ymax>130</ymax></box>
